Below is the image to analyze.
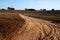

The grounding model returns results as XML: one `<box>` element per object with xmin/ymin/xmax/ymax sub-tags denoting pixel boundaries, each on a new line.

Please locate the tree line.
<box><xmin>0</xmin><ymin>7</ymin><xmax>55</xmax><ymax>11</ymax></box>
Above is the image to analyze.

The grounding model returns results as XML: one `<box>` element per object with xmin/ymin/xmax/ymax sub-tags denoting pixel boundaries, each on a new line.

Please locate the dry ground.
<box><xmin>0</xmin><ymin>13</ymin><xmax>60</xmax><ymax>40</ymax></box>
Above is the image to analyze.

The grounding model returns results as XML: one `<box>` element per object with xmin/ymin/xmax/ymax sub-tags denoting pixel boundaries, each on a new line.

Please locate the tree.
<box><xmin>52</xmin><ymin>9</ymin><xmax>54</xmax><ymax>11</ymax></box>
<box><xmin>8</xmin><ymin>7</ymin><xmax>15</xmax><ymax>10</ymax></box>
<box><xmin>25</xmin><ymin>8</ymin><xmax>35</xmax><ymax>11</ymax></box>
<box><xmin>43</xmin><ymin>9</ymin><xmax>46</xmax><ymax>11</ymax></box>
<box><xmin>2</xmin><ymin>8</ymin><xmax>5</xmax><ymax>10</ymax></box>
<box><xmin>25</xmin><ymin>8</ymin><xmax>27</xmax><ymax>11</ymax></box>
<box><xmin>40</xmin><ymin>9</ymin><xmax>43</xmax><ymax>11</ymax></box>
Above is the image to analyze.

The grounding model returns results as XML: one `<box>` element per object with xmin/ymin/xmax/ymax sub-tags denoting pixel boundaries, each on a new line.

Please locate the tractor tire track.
<box><xmin>28</xmin><ymin>16</ymin><xmax>60</xmax><ymax>40</ymax></box>
<box><xmin>0</xmin><ymin>14</ymin><xmax>59</xmax><ymax>40</ymax></box>
<box><xmin>42</xmin><ymin>24</ymin><xmax>56</xmax><ymax>40</ymax></box>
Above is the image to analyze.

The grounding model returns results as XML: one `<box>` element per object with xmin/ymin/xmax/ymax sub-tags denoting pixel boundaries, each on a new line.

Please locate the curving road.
<box><xmin>19</xmin><ymin>14</ymin><xmax>60</xmax><ymax>40</ymax></box>
<box><xmin>0</xmin><ymin>13</ymin><xmax>60</xmax><ymax>40</ymax></box>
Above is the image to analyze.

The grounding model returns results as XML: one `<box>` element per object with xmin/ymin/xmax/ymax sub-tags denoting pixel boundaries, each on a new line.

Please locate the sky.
<box><xmin>0</xmin><ymin>0</ymin><xmax>60</xmax><ymax>10</ymax></box>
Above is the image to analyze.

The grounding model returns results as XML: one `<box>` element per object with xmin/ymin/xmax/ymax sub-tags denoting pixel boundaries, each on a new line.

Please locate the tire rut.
<box><xmin>38</xmin><ymin>23</ymin><xmax>55</xmax><ymax>40</ymax></box>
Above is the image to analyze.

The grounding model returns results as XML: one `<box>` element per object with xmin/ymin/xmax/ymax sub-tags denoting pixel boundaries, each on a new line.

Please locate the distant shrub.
<box><xmin>52</xmin><ymin>9</ymin><xmax>54</xmax><ymax>11</ymax></box>
<box><xmin>8</xmin><ymin>7</ymin><xmax>15</xmax><ymax>10</ymax></box>
<box><xmin>40</xmin><ymin>9</ymin><xmax>43</xmax><ymax>11</ymax></box>
<box><xmin>2</xmin><ymin>9</ymin><xmax>5</xmax><ymax>10</ymax></box>
<box><xmin>25</xmin><ymin>8</ymin><xmax>27</xmax><ymax>11</ymax></box>
<box><xmin>25</xmin><ymin>8</ymin><xmax>36</xmax><ymax>11</ymax></box>
<box><xmin>43</xmin><ymin>9</ymin><xmax>46</xmax><ymax>11</ymax></box>
<box><xmin>40</xmin><ymin>9</ymin><xmax>46</xmax><ymax>11</ymax></box>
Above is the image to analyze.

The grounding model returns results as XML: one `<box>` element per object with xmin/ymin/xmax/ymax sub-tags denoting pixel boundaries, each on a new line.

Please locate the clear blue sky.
<box><xmin>0</xmin><ymin>0</ymin><xmax>60</xmax><ymax>10</ymax></box>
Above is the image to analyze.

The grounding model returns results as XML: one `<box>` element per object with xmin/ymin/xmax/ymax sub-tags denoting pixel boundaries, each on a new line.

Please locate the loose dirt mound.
<box><xmin>0</xmin><ymin>13</ymin><xmax>26</xmax><ymax>40</ymax></box>
<box><xmin>0</xmin><ymin>13</ymin><xmax>60</xmax><ymax>40</ymax></box>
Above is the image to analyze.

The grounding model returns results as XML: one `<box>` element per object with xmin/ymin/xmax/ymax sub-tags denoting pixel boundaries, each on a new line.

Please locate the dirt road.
<box><xmin>0</xmin><ymin>13</ymin><xmax>60</xmax><ymax>40</ymax></box>
<box><xmin>18</xmin><ymin>14</ymin><xmax>60</xmax><ymax>40</ymax></box>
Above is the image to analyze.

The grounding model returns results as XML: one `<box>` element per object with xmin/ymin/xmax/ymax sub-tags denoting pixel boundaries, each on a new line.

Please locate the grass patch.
<box><xmin>22</xmin><ymin>13</ymin><xmax>60</xmax><ymax>22</ymax></box>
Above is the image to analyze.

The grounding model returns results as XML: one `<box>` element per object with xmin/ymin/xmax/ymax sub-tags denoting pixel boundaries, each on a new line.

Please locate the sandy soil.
<box><xmin>0</xmin><ymin>13</ymin><xmax>60</xmax><ymax>40</ymax></box>
<box><xmin>20</xmin><ymin>14</ymin><xmax>60</xmax><ymax>40</ymax></box>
